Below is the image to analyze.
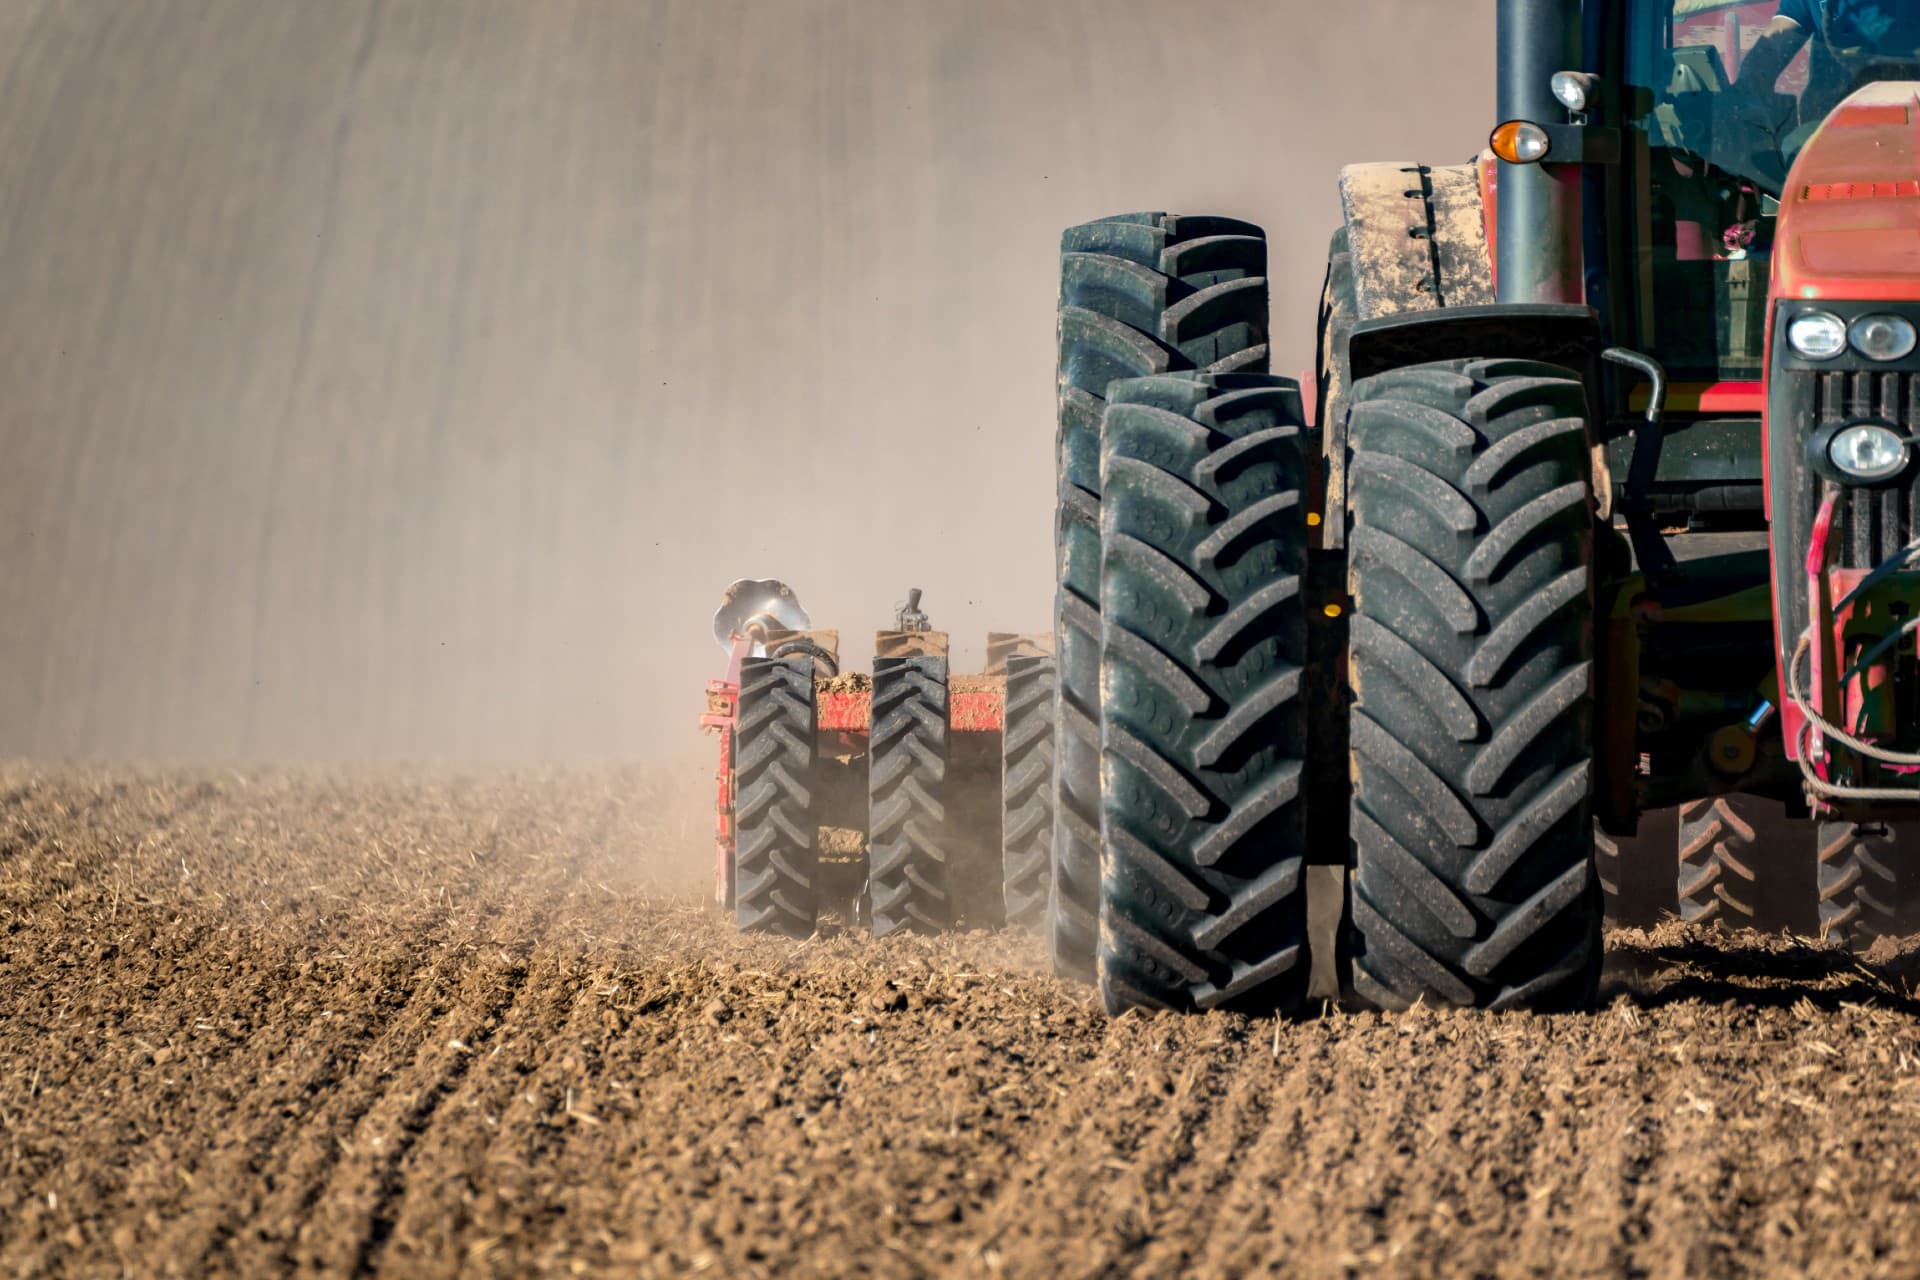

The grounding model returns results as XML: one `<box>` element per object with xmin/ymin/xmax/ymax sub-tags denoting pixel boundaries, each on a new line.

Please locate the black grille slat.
<box><xmin>1882</xmin><ymin>375</ymin><xmax>1905</xmax><ymax>567</ymax></box>
<box><xmin>1910</xmin><ymin>376</ymin><xmax>1920</xmax><ymax>534</ymax></box>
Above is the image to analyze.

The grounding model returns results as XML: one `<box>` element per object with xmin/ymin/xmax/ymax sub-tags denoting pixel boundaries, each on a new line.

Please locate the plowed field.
<box><xmin>5</xmin><ymin>766</ymin><xmax>1920</xmax><ymax>1278</ymax></box>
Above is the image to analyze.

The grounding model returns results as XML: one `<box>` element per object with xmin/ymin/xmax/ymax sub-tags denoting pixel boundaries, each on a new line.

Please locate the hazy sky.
<box><xmin>0</xmin><ymin>0</ymin><xmax>1495</xmax><ymax>762</ymax></box>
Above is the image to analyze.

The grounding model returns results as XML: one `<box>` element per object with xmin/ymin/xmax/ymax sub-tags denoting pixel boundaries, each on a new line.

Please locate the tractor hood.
<box><xmin>1775</xmin><ymin>82</ymin><xmax>1920</xmax><ymax>303</ymax></box>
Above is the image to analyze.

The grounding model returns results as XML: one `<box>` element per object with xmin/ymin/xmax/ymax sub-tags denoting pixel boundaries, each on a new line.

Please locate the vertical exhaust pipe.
<box><xmin>1496</xmin><ymin>0</ymin><xmax>1584</xmax><ymax>305</ymax></box>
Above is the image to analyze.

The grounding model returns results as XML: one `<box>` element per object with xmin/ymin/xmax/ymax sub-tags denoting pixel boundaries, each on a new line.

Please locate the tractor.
<box><xmin>1045</xmin><ymin>0</ymin><xmax>1920</xmax><ymax>1014</ymax></box>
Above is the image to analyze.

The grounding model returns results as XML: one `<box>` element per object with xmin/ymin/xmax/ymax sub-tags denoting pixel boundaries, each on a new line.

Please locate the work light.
<box><xmin>1827</xmin><ymin>422</ymin><xmax>1910</xmax><ymax>484</ymax></box>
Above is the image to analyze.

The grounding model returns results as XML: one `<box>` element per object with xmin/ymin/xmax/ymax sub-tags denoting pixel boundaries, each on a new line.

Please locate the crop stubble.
<box><xmin>3</xmin><ymin>766</ymin><xmax>1920</xmax><ymax>1278</ymax></box>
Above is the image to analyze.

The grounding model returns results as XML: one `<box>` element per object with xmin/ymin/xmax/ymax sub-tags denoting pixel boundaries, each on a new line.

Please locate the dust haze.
<box><xmin>0</xmin><ymin>0</ymin><xmax>1494</xmax><ymax>763</ymax></box>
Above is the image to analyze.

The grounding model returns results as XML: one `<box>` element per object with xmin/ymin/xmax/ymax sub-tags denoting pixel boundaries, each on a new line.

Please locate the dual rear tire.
<box><xmin>1054</xmin><ymin>212</ymin><xmax>1603</xmax><ymax>1014</ymax></box>
<box><xmin>1052</xmin><ymin>212</ymin><xmax>1272</xmax><ymax>982</ymax></box>
<box><xmin>1097</xmin><ymin>373</ymin><xmax>1311</xmax><ymax>1013</ymax></box>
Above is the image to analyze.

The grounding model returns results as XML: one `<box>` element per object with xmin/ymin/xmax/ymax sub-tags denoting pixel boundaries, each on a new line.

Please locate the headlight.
<box><xmin>1788</xmin><ymin>310</ymin><xmax>1848</xmax><ymax>359</ymax></box>
<box><xmin>1851</xmin><ymin>313</ymin><xmax>1919</xmax><ymax>361</ymax></box>
<box><xmin>1828</xmin><ymin>422</ymin><xmax>1910</xmax><ymax>484</ymax></box>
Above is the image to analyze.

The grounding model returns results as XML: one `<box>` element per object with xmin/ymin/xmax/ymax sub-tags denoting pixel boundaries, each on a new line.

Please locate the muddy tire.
<box><xmin>869</xmin><ymin>655</ymin><xmax>951</xmax><ymax>937</ymax></box>
<box><xmin>734</xmin><ymin>655</ymin><xmax>819</xmax><ymax>937</ymax></box>
<box><xmin>1052</xmin><ymin>211</ymin><xmax>1270</xmax><ymax>980</ymax></box>
<box><xmin>1819</xmin><ymin>820</ymin><xmax>1919</xmax><ymax>949</ymax></box>
<box><xmin>1344</xmin><ymin>358</ymin><xmax>1600</xmax><ymax>1010</ymax></box>
<box><xmin>1000</xmin><ymin>654</ymin><xmax>1055</xmax><ymax>932</ymax></box>
<box><xmin>1097</xmin><ymin>373</ymin><xmax>1311</xmax><ymax>1015</ymax></box>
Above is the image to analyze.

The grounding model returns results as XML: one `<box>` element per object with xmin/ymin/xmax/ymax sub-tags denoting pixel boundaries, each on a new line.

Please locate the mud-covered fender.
<box><xmin>1321</xmin><ymin>163</ymin><xmax>1497</xmax><ymax>548</ymax></box>
<box><xmin>1338</xmin><ymin>161</ymin><xmax>1494</xmax><ymax>320</ymax></box>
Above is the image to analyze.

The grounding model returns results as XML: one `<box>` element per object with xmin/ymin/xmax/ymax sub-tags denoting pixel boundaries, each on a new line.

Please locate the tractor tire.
<box><xmin>1097</xmin><ymin>373</ymin><xmax>1311</xmax><ymax>1015</ymax></box>
<box><xmin>1000</xmin><ymin>653</ymin><xmax>1056</xmax><ymax>933</ymax></box>
<box><xmin>869</xmin><ymin>654</ymin><xmax>952</xmax><ymax>937</ymax></box>
<box><xmin>1675</xmin><ymin>795</ymin><xmax>1813</xmax><ymax>931</ymax></box>
<box><xmin>1345</xmin><ymin>358</ymin><xmax>1601</xmax><ymax>1011</ymax></box>
<box><xmin>1053</xmin><ymin>212</ymin><xmax>1270</xmax><ymax>981</ymax></box>
<box><xmin>734</xmin><ymin>655</ymin><xmax>819</xmax><ymax>937</ymax></box>
<box><xmin>1818</xmin><ymin>820</ymin><xmax>1920</xmax><ymax>950</ymax></box>
<box><xmin>1675</xmin><ymin>796</ymin><xmax>1764</xmax><ymax>926</ymax></box>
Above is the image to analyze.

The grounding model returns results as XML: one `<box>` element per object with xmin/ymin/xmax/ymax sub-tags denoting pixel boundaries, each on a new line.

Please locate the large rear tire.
<box><xmin>1818</xmin><ymin>820</ymin><xmax>1920</xmax><ymax>950</ymax></box>
<box><xmin>868</xmin><ymin>655</ymin><xmax>952</xmax><ymax>937</ymax></box>
<box><xmin>1000</xmin><ymin>654</ymin><xmax>1056</xmax><ymax>933</ymax></box>
<box><xmin>1344</xmin><ymin>358</ymin><xmax>1601</xmax><ymax>1010</ymax></box>
<box><xmin>1097</xmin><ymin>373</ymin><xmax>1311</xmax><ymax>1015</ymax></box>
<box><xmin>734</xmin><ymin>655</ymin><xmax>819</xmax><ymax>937</ymax></box>
<box><xmin>1052</xmin><ymin>212</ymin><xmax>1270</xmax><ymax>981</ymax></box>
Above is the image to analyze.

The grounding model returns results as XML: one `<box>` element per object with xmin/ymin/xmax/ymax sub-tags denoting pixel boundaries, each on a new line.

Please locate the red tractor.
<box><xmin>1041</xmin><ymin>0</ymin><xmax>1920</xmax><ymax>1014</ymax></box>
<box><xmin>703</xmin><ymin>0</ymin><xmax>1920</xmax><ymax>1017</ymax></box>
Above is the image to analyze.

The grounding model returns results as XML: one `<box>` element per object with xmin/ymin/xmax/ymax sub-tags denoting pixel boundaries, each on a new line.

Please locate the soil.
<box><xmin>6</xmin><ymin>766</ymin><xmax>1920</xmax><ymax>1279</ymax></box>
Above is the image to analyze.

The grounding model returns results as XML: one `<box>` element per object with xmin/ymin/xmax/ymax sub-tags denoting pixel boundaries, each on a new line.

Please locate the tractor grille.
<box><xmin>1816</xmin><ymin>370</ymin><xmax>1920</xmax><ymax>569</ymax></box>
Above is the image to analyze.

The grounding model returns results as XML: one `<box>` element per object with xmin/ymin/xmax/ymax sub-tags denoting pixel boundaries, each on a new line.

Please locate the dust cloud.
<box><xmin>0</xmin><ymin>0</ymin><xmax>1494</xmax><ymax>763</ymax></box>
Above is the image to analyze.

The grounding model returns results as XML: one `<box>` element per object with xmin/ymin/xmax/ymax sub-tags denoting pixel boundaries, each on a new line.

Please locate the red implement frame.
<box><xmin>699</xmin><ymin>633</ymin><xmax>755</xmax><ymax>905</ymax></box>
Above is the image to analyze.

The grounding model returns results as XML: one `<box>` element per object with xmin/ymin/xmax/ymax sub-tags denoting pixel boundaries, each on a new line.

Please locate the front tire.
<box><xmin>1344</xmin><ymin>358</ymin><xmax>1600</xmax><ymax>1010</ymax></box>
<box><xmin>1097</xmin><ymin>373</ymin><xmax>1311</xmax><ymax>1015</ymax></box>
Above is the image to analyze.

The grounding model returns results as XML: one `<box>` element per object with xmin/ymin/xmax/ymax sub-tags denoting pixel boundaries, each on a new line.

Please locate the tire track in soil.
<box><xmin>0</xmin><ymin>773</ymin><xmax>582</xmax><ymax>1275</ymax></box>
<box><xmin>1183</xmin><ymin>1024</ymin><xmax>1360</xmax><ymax>1275</ymax></box>
<box><xmin>152</xmin><ymin>941</ymin><xmax>509</xmax><ymax>1273</ymax></box>
<box><xmin>1607</xmin><ymin>1097</ymin><xmax>1666</xmax><ymax>1276</ymax></box>
<box><xmin>962</xmin><ymin>1018</ymin><xmax>1249</xmax><ymax>1278</ymax></box>
<box><xmin>1123</xmin><ymin>1049</ymin><xmax>1279</xmax><ymax>1277</ymax></box>
<box><xmin>89</xmin><ymin>782</ymin><xmax>505</xmax><ymax>1274</ymax></box>
<box><xmin>301</xmin><ymin>951</ymin><xmax>538</xmax><ymax>1275</ymax></box>
<box><xmin>443</xmin><ymin>967</ymin><xmax>615</xmax><ymax>1272</ymax></box>
<box><xmin>200</xmin><ymin>955</ymin><xmax>487</xmax><ymax>1273</ymax></box>
<box><xmin>279</xmin><ymin>795</ymin><xmax>621</xmax><ymax>1275</ymax></box>
<box><xmin>350</xmin><ymin>947</ymin><xmax>587</xmax><ymax>1275</ymax></box>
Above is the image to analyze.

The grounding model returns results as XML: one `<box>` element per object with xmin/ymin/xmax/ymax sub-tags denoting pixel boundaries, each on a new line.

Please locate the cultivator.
<box><xmin>700</xmin><ymin>579</ymin><xmax>1053</xmax><ymax>937</ymax></box>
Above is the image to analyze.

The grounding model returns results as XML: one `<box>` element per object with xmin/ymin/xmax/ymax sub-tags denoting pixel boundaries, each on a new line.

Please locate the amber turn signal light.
<box><xmin>1489</xmin><ymin>120</ymin><xmax>1551</xmax><ymax>164</ymax></box>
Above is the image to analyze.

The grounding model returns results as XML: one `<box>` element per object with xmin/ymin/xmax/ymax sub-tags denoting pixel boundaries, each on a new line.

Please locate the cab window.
<box><xmin>1622</xmin><ymin>2</ymin><xmax>1920</xmax><ymax>377</ymax></box>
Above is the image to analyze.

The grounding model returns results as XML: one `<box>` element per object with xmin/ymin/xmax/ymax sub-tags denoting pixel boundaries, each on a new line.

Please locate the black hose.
<box><xmin>768</xmin><ymin>639</ymin><xmax>839</xmax><ymax>678</ymax></box>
